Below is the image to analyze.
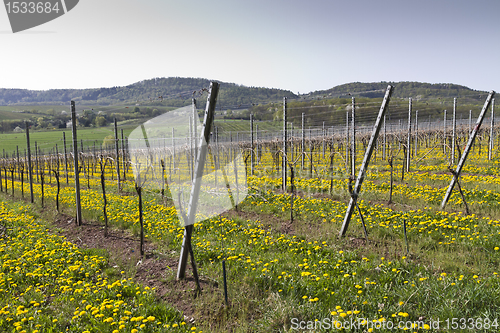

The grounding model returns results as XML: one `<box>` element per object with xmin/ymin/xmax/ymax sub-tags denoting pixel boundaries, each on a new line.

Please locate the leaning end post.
<box><xmin>339</xmin><ymin>85</ymin><xmax>394</xmax><ymax>237</ymax></box>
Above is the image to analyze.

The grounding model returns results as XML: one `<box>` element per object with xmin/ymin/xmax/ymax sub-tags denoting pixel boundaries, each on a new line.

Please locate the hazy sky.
<box><xmin>1</xmin><ymin>0</ymin><xmax>499</xmax><ymax>94</ymax></box>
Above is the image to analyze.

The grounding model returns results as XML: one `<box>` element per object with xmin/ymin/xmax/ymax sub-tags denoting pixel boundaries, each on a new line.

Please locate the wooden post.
<box><xmin>469</xmin><ymin>110</ymin><xmax>472</xmax><ymax>137</ymax></box>
<box><xmin>250</xmin><ymin>113</ymin><xmax>254</xmax><ymax>176</ymax></box>
<box><xmin>383</xmin><ymin>115</ymin><xmax>386</xmax><ymax>160</ymax></box>
<box><xmin>177</xmin><ymin>82</ymin><xmax>219</xmax><ymax>280</ymax></box>
<box><xmin>189</xmin><ymin>116</ymin><xmax>194</xmax><ymax>179</ymax></box>
<box><xmin>172</xmin><ymin>128</ymin><xmax>176</xmax><ymax>174</ymax></box>
<box><xmin>406</xmin><ymin>98</ymin><xmax>412</xmax><ymax>172</ymax></box>
<box><xmin>339</xmin><ymin>85</ymin><xmax>393</xmax><ymax>237</ymax></box>
<box><xmin>300</xmin><ymin>112</ymin><xmax>306</xmax><ymax>170</ymax></box>
<box><xmin>452</xmin><ymin>98</ymin><xmax>457</xmax><ymax>164</ymax></box>
<box><xmin>282</xmin><ymin>97</ymin><xmax>287</xmax><ymax>191</ymax></box>
<box><xmin>215</xmin><ymin>126</ymin><xmax>219</xmax><ymax>186</ymax></box>
<box><xmin>309</xmin><ymin>128</ymin><xmax>313</xmax><ymax>178</ymax></box>
<box><xmin>63</xmin><ymin>132</ymin><xmax>68</xmax><ymax>184</ymax></box>
<box><xmin>71</xmin><ymin>101</ymin><xmax>82</xmax><ymax>226</ymax></box>
<box><xmin>35</xmin><ymin>141</ymin><xmax>39</xmax><ymax>183</ymax></box>
<box><xmin>346</xmin><ymin>110</ymin><xmax>349</xmax><ymax>172</ymax></box>
<box><xmin>443</xmin><ymin>110</ymin><xmax>447</xmax><ymax>156</ymax></box>
<box><xmin>322</xmin><ymin>121</ymin><xmax>325</xmax><ymax>158</ymax></box>
<box><xmin>16</xmin><ymin>146</ymin><xmax>19</xmax><ymax>181</ymax></box>
<box><xmin>351</xmin><ymin>97</ymin><xmax>356</xmax><ymax>178</ymax></box>
<box><xmin>489</xmin><ymin>99</ymin><xmax>495</xmax><ymax>160</ymax></box>
<box><xmin>441</xmin><ymin>91</ymin><xmax>495</xmax><ymax>209</ymax></box>
<box><xmin>256</xmin><ymin>124</ymin><xmax>259</xmax><ymax>163</ymax></box>
<box><xmin>25</xmin><ymin>121</ymin><xmax>34</xmax><ymax>203</ymax></box>
<box><xmin>114</xmin><ymin>118</ymin><xmax>121</xmax><ymax>191</ymax></box>
<box><xmin>121</xmin><ymin>129</ymin><xmax>127</xmax><ymax>180</ymax></box>
<box><xmin>414</xmin><ymin>110</ymin><xmax>419</xmax><ymax>157</ymax></box>
<box><xmin>193</xmin><ymin>98</ymin><xmax>199</xmax><ymax>159</ymax></box>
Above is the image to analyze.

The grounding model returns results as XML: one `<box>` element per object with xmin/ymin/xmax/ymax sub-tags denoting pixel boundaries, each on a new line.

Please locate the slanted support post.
<box><xmin>177</xmin><ymin>82</ymin><xmax>220</xmax><ymax>280</ymax></box>
<box><xmin>339</xmin><ymin>85</ymin><xmax>393</xmax><ymax>237</ymax></box>
<box><xmin>441</xmin><ymin>91</ymin><xmax>495</xmax><ymax>209</ymax></box>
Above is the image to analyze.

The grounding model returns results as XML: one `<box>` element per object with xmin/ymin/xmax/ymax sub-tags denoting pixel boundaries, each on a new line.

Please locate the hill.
<box><xmin>0</xmin><ymin>79</ymin><xmax>491</xmax><ymax>132</ymax></box>
<box><xmin>248</xmin><ymin>81</ymin><xmax>490</xmax><ymax>126</ymax></box>
<box><xmin>305</xmin><ymin>81</ymin><xmax>486</xmax><ymax>102</ymax></box>
<box><xmin>0</xmin><ymin>79</ymin><xmax>489</xmax><ymax>109</ymax></box>
<box><xmin>0</xmin><ymin>77</ymin><xmax>298</xmax><ymax>108</ymax></box>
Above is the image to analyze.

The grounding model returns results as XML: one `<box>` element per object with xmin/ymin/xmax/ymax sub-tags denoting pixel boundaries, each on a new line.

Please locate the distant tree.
<box><xmin>50</xmin><ymin>118</ymin><xmax>67</xmax><ymax>129</ymax></box>
<box><xmin>80</xmin><ymin>110</ymin><xmax>96</xmax><ymax>127</ymax></box>
<box><xmin>36</xmin><ymin>117</ymin><xmax>48</xmax><ymax>129</ymax></box>
<box><xmin>95</xmin><ymin>116</ymin><xmax>107</xmax><ymax>127</ymax></box>
<box><xmin>102</xmin><ymin>135</ymin><xmax>115</xmax><ymax>149</ymax></box>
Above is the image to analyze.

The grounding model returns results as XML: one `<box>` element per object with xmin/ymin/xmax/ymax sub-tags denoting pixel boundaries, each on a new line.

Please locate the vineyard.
<box><xmin>0</xmin><ymin>84</ymin><xmax>500</xmax><ymax>332</ymax></box>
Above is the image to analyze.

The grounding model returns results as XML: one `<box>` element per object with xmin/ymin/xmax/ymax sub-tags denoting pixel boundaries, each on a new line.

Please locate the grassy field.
<box><xmin>0</xmin><ymin>109</ymin><xmax>36</xmax><ymax>121</ymax></box>
<box><xmin>0</xmin><ymin>116</ymin><xmax>268</xmax><ymax>155</ymax></box>
<box><xmin>0</xmin><ymin>104</ymin><xmax>196</xmax><ymax>153</ymax></box>
<box><xmin>0</xmin><ymin>105</ymin><xmax>70</xmax><ymax>120</ymax></box>
<box><xmin>213</xmin><ymin>118</ymin><xmax>281</xmax><ymax>134</ymax></box>
<box><xmin>0</xmin><ymin>126</ymin><xmax>140</xmax><ymax>154</ymax></box>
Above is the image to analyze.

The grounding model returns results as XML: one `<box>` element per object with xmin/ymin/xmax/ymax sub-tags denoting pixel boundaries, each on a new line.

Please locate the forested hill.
<box><xmin>248</xmin><ymin>81</ymin><xmax>490</xmax><ymax>125</ymax></box>
<box><xmin>0</xmin><ymin>77</ymin><xmax>298</xmax><ymax>107</ymax></box>
<box><xmin>306</xmin><ymin>81</ymin><xmax>485</xmax><ymax>100</ymax></box>
<box><xmin>0</xmin><ymin>78</ymin><xmax>488</xmax><ymax>108</ymax></box>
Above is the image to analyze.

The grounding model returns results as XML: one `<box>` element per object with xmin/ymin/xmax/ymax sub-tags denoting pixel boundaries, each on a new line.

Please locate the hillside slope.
<box><xmin>0</xmin><ymin>77</ymin><xmax>298</xmax><ymax>108</ymax></box>
<box><xmin>306</xmin><ymin>81</ymin><xmax>486</xmax><ymax>100</ymax></box>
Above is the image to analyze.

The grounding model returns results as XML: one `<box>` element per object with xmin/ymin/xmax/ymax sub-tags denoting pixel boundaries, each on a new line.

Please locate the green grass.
<box><xmin>213</xmin><ymin>118</ymin><xmax>282</xmax><ymax>134</ymax></box>
<box><xmin>0</xmin><ymin>104</ymin><xmax>185</xmax><ymax>153</ymax></box>
<box><xmin>0</xmin><ymin>126</ymin><xmax>140</xmax><ymax>154</ymax></box>
<box><xmin>0</xmin><ymin>109</ymin><xmax>36</xmax><ymax>121</ymax></box>
<box><xmin>0</xmin><ymin>105</ymin><xmax>71</xmax><ymax>119</ymax></box>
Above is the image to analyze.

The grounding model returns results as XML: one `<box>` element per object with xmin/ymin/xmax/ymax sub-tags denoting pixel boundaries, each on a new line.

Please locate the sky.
<box><xmin>1</xmin><ymin>0</ymin><xmax>499</xmax><ymax>94</ymax></box>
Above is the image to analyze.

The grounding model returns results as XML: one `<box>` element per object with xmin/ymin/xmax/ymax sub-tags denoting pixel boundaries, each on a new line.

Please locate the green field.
<box><xmin>0</xmin><ymin>116</ymin><xmax>275</xmax><ymax>155</ymax></box>
<box><xmin>0</xmin><ymin>126</ymin><xmax>138</xmax><ymax>154</ymax></box>
<box><xmin>213</xmin><ymin>118</ymin><xmax>281</xmax><ymax>133</ymax></box>
<box><xmin>0</xmin><ymin>109</ymin><xmax>37</xmax><ymax>121</ymax></box>
<box><xmin>0</xmin><ymin>105</ymin><xmax>70</xmax><ymax>119</ymax></box>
